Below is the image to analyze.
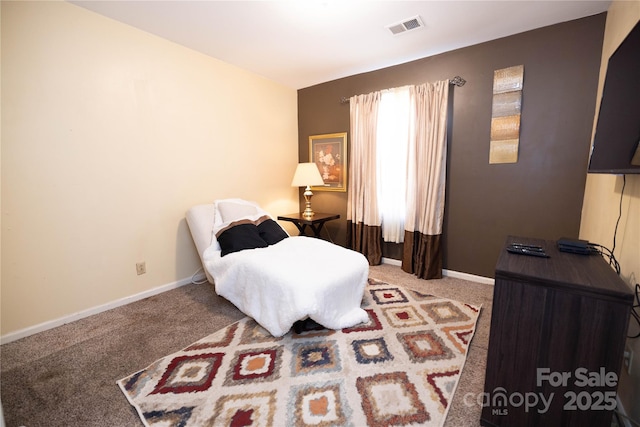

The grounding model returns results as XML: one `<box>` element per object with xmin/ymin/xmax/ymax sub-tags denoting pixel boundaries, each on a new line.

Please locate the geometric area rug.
<box><xmin>118</xmin><ymin>278</ymin><xmax>481</xmax><ymax>426</ymax></box>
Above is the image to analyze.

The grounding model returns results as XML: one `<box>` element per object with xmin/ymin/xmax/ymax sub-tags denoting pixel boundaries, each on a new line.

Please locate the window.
<box><xmin>376</xmin><ymin>86</ymin><xmax>410</xmax><ymax>243</ymax></box>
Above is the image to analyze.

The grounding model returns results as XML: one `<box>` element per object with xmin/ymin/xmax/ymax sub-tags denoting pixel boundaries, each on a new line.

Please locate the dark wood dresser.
<box><xmin>481</xmin><ymin>236</ymin><xmax>633</xmax><ymax>427</ymax></box>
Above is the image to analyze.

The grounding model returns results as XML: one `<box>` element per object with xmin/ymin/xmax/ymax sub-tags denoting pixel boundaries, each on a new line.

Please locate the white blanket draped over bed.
<box><xmin>202</xmin><ymin>236</ymin><xmax>369</xmax><ymax>337</ymax></box>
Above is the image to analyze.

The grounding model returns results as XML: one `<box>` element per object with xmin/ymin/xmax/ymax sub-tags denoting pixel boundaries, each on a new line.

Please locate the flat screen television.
<box><xmin>588</xmin><ymin>19</ymin><xmax>640</xmax><ymax>174</ymax></box>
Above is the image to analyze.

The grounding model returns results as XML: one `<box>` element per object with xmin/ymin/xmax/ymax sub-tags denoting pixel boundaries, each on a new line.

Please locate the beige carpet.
<box><xmin>0</xmin><ymin>264</ymin><xmax>493</xmax><ymax>427</ymax></box>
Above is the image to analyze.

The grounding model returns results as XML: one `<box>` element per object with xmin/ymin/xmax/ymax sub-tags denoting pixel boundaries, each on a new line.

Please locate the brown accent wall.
<box><xmin>297</xmin><ymin>14</ymin><xmax>606</xmax><ymax>278</ymax></box>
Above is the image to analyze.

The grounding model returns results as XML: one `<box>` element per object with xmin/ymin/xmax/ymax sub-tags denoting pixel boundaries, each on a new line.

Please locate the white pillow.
<box><xmin>217</xmin><ymin>201</ymin><xmax>259</xmax><ymax>223</ymax></box>
<box><xmin>212</xmin><ymin>199</ymin><xmax>268</xmax><ymax>236</ymax></box>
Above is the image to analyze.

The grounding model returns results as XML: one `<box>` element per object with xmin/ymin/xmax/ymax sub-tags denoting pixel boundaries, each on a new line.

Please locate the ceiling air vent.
<box><xmin>387</xmin><ymin>15</ymin><xmax>424</xmax><ymax>36</ymax></box>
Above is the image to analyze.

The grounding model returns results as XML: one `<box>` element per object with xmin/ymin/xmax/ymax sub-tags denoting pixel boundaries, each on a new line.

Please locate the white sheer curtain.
<box><xmin>376</xmin><ymin>87</ymin><xmax>410</xmax><ymax>243</ymax></box>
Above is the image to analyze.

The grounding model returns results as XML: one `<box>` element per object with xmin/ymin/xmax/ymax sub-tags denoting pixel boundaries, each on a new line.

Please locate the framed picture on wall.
<box><xmin>309</xmin><ymin>132</ymin><xmax>347</xmax><ymax>192</ymax></box>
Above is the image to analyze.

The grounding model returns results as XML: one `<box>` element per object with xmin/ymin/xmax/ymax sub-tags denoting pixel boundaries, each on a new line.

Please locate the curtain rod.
<box><xmin>339</xmin><ymin>75</ymin><xmax>466</xmax><ymax>104</ymax></box>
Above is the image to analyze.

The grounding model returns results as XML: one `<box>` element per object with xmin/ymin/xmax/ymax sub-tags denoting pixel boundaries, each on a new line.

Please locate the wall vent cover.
<box><xmin>387</xmin><ymin>16</ymin><xmax>424</xmax><ymax>35</ymax></box>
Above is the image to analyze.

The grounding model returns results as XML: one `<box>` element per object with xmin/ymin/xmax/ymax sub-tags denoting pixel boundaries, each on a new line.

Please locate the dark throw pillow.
<box><xmin>217</xmin><ymin>223</ymin><xmax>268</xmax><ymax>257</ymax></box>
<box><xmin>257</xmin><ymin>219</ymin><xmax>289</xmax><ymax>245</ymax></box>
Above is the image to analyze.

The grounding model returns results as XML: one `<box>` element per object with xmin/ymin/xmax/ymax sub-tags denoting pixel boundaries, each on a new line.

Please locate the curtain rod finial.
<box><xmin>450</xmin><ymin>76</ymin><xmax>466</xmax><ymax>87</ymax></box>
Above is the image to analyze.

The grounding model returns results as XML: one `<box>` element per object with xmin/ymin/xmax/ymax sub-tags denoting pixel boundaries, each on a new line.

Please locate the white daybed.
<box><xmin>185</xmin><ymin>199</ymin><xmax>369</xmax><ymax>337</ymax></box>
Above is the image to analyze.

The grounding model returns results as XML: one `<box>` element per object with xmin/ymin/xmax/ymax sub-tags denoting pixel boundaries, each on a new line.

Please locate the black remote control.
<box><xmin>511</xmin><ymin>243</ymin><xmax>543</xmax><ymax>250</ymax></box>
<box><xmin>507</xmin><ymin>246</ymin><xmax>550</xmax><ymax>257</ymax></box>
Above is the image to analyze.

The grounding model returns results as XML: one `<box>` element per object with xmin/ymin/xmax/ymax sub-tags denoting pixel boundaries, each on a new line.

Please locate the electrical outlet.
<box><xmin>136</xmin><ymin>262</ymin><xmax>146</xmax><ymax>275</ymax></box>
<box><xmin>623</xmin><ymin>344</ymin><xmax>633</xmax><ymax>375</ymax></box>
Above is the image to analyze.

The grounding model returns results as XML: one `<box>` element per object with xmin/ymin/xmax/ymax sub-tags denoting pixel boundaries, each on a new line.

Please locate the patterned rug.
<box><xmin>118</xmin><ymin>278</ymin><xmax>481</xmax><ymax>426</ymax></box>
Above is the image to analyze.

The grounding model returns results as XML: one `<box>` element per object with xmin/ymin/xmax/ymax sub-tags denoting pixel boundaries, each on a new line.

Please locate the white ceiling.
<box><xmin>71</xmin><ymin>0</ymin><xmax>610</xmax><ymax>89</ymax></box>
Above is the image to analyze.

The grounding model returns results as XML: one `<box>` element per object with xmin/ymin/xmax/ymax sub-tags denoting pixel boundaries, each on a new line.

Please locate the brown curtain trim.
<box><xmin>401</xmin><ymin>231</ymin><xmax>442</xmax><ymax>279</ymax></box>
<box><xmin>346</xmin><ymin>220</ymin><xmax>382</xmax><ymax>265</ymax></box>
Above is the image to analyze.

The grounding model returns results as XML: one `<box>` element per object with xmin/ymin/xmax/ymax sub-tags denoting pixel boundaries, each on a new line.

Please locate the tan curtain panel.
<box><xmin>402</xmin><ymin>80</ymin><xmax>449</xmax><ymax>279</ymax></box>
<box><xmin>347</xmin><ymin>92</ymin><xmax>382</xmax><ymax>265</ymax></box>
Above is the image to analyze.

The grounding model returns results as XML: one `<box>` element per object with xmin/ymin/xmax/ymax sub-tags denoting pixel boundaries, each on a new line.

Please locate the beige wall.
<box><xmin>1</xmin><ymin>1</ymin><xmax>299</xmax><ymax>336</ymax></box>
<box><xmin>580</xmin><ymin>0</ymin><xmax>640</xmax><ymax>419</ymax></box>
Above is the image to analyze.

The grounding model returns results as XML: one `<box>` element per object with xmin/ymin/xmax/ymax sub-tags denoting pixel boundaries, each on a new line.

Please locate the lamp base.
<box><xmin>303</xmin><ymin>186</ymin><xmax>315</xmax><ymax>218</ymax></box>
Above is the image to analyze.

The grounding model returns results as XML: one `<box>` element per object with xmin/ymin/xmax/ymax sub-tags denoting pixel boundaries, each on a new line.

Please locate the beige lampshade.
<box><xmin>291</xmin><ymin>163</ymin><xmax>324</xmax><ymax>187</ymax></box>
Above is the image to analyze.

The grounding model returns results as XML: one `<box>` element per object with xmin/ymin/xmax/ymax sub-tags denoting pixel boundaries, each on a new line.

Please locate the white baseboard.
<box><xmin>443</xmin><ymin>269</ymin><xmax>495</xmax><ymax>285</ymax></box>
<box><xmin>2</xmin><ymin>262</ymin><xmax>493</xmax><ymax>345</ymax></box>
<box><xmin>381</xmin><ymin>257</ymin><xmax>402</xmax><ymax>266</ymax></box>
<box><xmin>0</xmin><ymin>277</ymin><xmax>194</xmax><ymax>345</ymax></box>
<box><xmin>381</xmin><ymin>257</ymin><xmax>495</xmax><ymax>285</ymax></box>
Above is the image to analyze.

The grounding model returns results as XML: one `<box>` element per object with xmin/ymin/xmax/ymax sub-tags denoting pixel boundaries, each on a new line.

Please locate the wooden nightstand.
<box><xmin>277</xmin><ymin>212</ymin><xmax>340</xmax><ymax>240</ymax></box>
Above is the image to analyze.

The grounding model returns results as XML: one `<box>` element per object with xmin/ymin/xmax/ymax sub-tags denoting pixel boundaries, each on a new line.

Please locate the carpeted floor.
<box><xmin>0</xmin><ymin>264</ymin><xmax>494</xmax><ymax>427</ymax></box>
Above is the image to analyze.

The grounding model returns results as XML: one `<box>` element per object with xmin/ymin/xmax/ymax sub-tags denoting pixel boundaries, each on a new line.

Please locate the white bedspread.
<box><xmin>202</xmin><ymin>236</ymin><xmax>369</xmax><ymax>337</ymax></box>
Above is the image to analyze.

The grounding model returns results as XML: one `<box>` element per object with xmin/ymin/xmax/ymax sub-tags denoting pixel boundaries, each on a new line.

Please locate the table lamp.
<box><xmin>291</xmin><ymin>163</ymin><xmax>324</xmax><ymax>218</ymax></box>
